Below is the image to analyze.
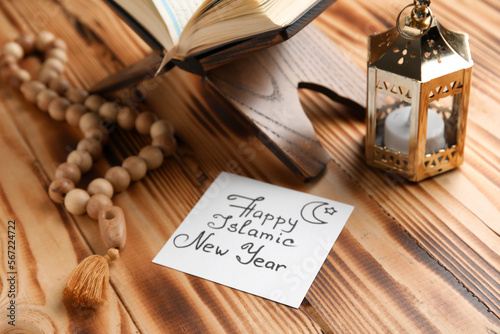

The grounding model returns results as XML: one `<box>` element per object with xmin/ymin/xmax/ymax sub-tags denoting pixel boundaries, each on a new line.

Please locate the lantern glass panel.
<box><xmin>375</xmin><ymin>89</ymin><xmax>411</xmax><ymax>156</ymax></box>
<box><xmin>427</xmin><ymin>90</ymin><xmax>462</xmax><ymax>151</ymax></box>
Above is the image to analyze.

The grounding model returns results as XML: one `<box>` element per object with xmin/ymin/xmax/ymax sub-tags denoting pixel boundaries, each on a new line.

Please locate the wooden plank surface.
<box><xmin>0</xmin><ymin>0</ymin><xmax>499</xmax><ymax>333</ymax></box>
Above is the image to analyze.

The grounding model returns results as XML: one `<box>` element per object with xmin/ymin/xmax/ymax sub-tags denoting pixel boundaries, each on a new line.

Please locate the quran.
<box><xmin>105</xmin><ymin>0</ymin><xmax>334</xmax><ymax>76</ymax></box>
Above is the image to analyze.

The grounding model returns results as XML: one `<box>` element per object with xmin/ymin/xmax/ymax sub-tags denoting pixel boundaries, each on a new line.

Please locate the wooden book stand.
<box><xmin>92</xmin><ymin>25</ymin><xmax>367</xmax><ymax>180</ymax></box>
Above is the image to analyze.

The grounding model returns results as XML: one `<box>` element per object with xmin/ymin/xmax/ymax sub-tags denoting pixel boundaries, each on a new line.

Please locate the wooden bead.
<box><xmin>67</xmin><ymin>150</ymin><xmax>93</xmax><ymax>173</ymax></box>
<box><xmin>98</xmin><ymin>101</ymin><xmax>120</xmax><ymax>122</ymax></box>
<box><xmin>98</xmin><ymin>206</ymin><xmax>127</xmax><ymax>250</ymax></box>
<box><xmin>0</xmin><ymin>54</ymin><xmax>17</xmax><ymax>68</ymax></box>
<box><xmin>84</xmin><ymin>94</ymin><xmax>106</xmax><ymax>112</ymax></box>
<box><xmin>48</xmin><ymin>76</ymin><xmax>69</xmax><ymax>95</ymax></box>
<box><xmin>6</xmin><ymin>68</ymin><xmax>30</xmax><ymax>88</ymax></box>
<box><xmin>64</xmin><ymin>188</ymin><xmax>90</xmax><ymax>215</ymax></box>
<box><xmin>65</xmin><ymin>104</ymin><xmax>86</xmax><ymax>127</ymax></box>
<box><xmin>86</xmin><ymin>194</ymin><xmax>113</xmax><ymax>220</ymax></box>
<box><xmin>65</xmin><ymin>88</ymin><xmax>88</xmax><ymax>104</ymax></box>
<box><xmin>20</xmin><ymin>81</ymin><xmax>45</xmax><ymax>103</ymax></box>
<box><xmin>16</xmin><ymin>68</ymin><xmax>31</xmax><ymax>83</ymax></box>
<box><xmin>55</xmin><ymin>162</ymin><xmax>81</xmax><ymax>184</ymax></box>
<box><xmin>36</xmin><ymin>88</ymin><xmax>58</xmax><ymax>111</ymax></box>
<box><xmin>0</xmin><ymin>63</ymin><xmax>18</xmax><ymax>83</ymax></box>
<box><xmin>117</xmin><ymin>106</ymin><xmax>138</xmax><ymax>131</ymax></box>
<box><xmin>48</xmin><ymin>178</ymin><xmax>75</xmax><ymax>204</ymax></box>
<box><xmin>105</xmin><ymin>248</ymin><xmax>120</xmax><ymax>262</ymax></box>
<box><xmin>37</xmin><ymin>68</ymin><xmax>59</xmax><ymax>84</ymax></box>
<box><xmin>150</xmin><ymin>119</ymin><xmax>174</xmax><ymax>139</ymax></box>
<box><xmin>105</xmin><ymin>166</ymin><xmax>131</xmax><ymax>193</ymax></box>
<box><xmin>2</xmin><ymin>42</ymin><xmax>24</xmax><ymax>60</ymax></box>
<box><xmin>0</xmin><ymin>58</ymin><xmax>17</xmax><ymax>69</ymax></box>
<box><xmin>122</xmin><ymin>156</ymin><xmax>147</xmax><ymax>181</ymax></box>
<box><xmin>49</xmin><ymin>38</ymin><xmax>67</xmax><ymax>51</ymax></box>
<box><xmin>42</xmin><ymin>57</ymin><xmax>64</xmax><ymax>74</ymax></box>
<box><xmin>83</xmin><ymin>128</ymin><xmax>109</xmax><ymax>144</ymax></box>
<box><xmin>135</xmin><ymin>111</ymin><xmax>157</xmax><ymax>135</ymax></box>
<box><xmin>87</xmin><ymin>178</ymin><xmax>114</xmax><ymax>198</ymax></box>
<box><xmin>45</xmin><ymin>48</ymin><xmax>68</xmax><ymax>63</ymax></box>
<box><xmin>79</xmin><ymin>111</ymin><xmax>101</xmax><ymax>133</ymax></box>
<box><xmin>36</xmin><ymin>31</ymin><xmax>56</xmax><ymax>52</ymax></box>
<box><xmin>77</xmin><ymin>137</ymin><xmax>102</xmax><ymax>159</ymax></box>
<box><xmin>48</xmin><ymin>97</ymin><xmax>70</xmax><ymax>121</ymax></box>
<box><xmin>1</xmin><ymin>60</ymin><xmax>17</xmax><ymax>74</ymax></box>
<box><xmin>139</xmin><ymin>145</ymin><xmax>163</xmax><ymax>170</ymax></box>
<box><xmin>152</xmin><ymin>135</ymin><xmax>177</xmax><ymax>157</ymax></box>
<box><xmin>14</xmin><ymin>34</ymin><xmax>35</xmax><ymax>54</ymax></box>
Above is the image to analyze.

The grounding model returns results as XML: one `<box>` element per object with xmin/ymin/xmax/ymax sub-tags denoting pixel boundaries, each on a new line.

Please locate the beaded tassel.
<box><xmin>63</xmin><ymin>248</ymin><xmax>119</xmax><ymax>308</ymax></box>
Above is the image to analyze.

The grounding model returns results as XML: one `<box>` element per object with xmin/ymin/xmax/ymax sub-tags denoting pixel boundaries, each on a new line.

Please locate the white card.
<box><xmin>153</xmin><ymin>172</ymin><xmax>354</xmax><ymax>308</ymax></box>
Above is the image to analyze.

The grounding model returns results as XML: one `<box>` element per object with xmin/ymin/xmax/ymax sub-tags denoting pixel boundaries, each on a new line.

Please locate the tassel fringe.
<box><xmin>63</xmin><ymin>248</ymin><xmax>119</xmax><ymax>308</ymax></box>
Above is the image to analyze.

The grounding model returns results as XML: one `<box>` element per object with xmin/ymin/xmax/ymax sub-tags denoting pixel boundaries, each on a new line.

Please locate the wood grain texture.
<box><xmin>0</xmin><ymin>0</ymin><xmax>499</xmax><ymax>333</ymax></box>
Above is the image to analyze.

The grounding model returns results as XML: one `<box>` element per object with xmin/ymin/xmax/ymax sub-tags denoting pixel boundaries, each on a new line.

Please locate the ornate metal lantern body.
<box><xmin>365</xmin><ymin>1</ymin><xmax>473</xmax><ymax>182</ymax></box>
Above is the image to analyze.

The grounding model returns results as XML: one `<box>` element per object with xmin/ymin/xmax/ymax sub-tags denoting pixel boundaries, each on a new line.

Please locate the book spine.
<box><xmin>172</xmin><ymin>57</ymin><xmax>207</xmax><ymax>77</ymax></box>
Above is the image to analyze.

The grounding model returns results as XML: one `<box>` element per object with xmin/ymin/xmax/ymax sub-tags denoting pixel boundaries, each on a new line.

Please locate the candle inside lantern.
<box><xmin>384</xmin><ymin>106</ymin><xmax>445</xmax><ymax>155</ymax></box>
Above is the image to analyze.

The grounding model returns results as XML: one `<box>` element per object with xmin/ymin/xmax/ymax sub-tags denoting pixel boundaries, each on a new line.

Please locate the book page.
<box><xmin>114</xmin><ymin>0</ymin><xmax>175</xmax><ymax>50</ymax></box>
<box><xmin>151</xmin><ymin>0</ymin><xmax>205</xmax><ymax>44</ymax></box>
<box><xmin>176</xmin><ymin>0</ymin><xmax>319</xmax><ymax>57</ymax></box>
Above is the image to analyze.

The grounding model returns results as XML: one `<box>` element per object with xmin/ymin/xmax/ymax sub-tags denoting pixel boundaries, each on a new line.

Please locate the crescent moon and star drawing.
<box><xmin>300</xmin><ymin>201</ymin><xmax>338</xmax><ymax>225</ymax></box>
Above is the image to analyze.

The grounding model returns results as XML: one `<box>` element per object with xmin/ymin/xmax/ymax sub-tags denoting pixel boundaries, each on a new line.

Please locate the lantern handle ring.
<box><xmin>396</xmin><ymin>3</ymin><xmax>434</xmax><ymax>40</ymax></box>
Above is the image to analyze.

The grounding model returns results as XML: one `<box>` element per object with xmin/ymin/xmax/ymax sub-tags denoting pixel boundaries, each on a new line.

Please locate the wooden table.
<box><xmin>1</xmin><ymin>0</ymin><xmax>499</xmax><ymax>332</ymax></box>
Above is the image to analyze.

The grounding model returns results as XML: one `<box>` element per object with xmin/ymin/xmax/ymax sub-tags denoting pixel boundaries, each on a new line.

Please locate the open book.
<box><xmin>95</xmin><ymin>0</ymin><xmax>334</xmax><ymax>92</ymax></box>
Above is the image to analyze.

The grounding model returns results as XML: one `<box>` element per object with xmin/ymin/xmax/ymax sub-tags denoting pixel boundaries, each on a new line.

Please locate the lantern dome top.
<box><xmin>368</xmin><ymin>18</ymin><xmax>473</xmax><ymax>82</ymax></box>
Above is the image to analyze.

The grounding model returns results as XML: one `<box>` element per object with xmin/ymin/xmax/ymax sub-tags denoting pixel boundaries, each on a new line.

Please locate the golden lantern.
<box><xmin>365</xmin><ymin>0</ymin><xmax>473</xmax><ymax>181</ymax></box>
